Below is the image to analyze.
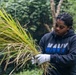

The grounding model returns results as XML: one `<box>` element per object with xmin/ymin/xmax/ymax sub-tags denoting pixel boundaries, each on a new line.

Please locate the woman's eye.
<box><xmin>55</xmin><ymin>24</ymin><xmax>65</xmax><ymax>29</ymax></box>
<box><xmin>59</xmin><ymin>26</ymin><xmax>65</xmax><ymax>29</ymax></box>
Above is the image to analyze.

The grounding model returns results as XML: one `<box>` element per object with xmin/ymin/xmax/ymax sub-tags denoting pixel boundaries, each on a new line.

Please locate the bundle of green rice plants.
<box><xmin>0</xmin><ymin>9</ymin><xmax>53</xmax><ymax>75</ymax></box>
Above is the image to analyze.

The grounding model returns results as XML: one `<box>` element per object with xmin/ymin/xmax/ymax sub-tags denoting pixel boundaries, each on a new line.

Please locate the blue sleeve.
<box><xmin>39</xmin><ymin>33</ymin><xmax>51</xmax><ymax>53</ymax></box>
<box><xmin>39</xmin><ymin>34</ymin><xmax>46</xmax><ymax>53</ymax></box>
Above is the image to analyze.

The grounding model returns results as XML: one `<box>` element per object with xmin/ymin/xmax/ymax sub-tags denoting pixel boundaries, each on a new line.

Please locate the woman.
<box><xmin>33</xmin><ymin>12</ymin><xmax>76</xmax><ymax>75</ymax></box>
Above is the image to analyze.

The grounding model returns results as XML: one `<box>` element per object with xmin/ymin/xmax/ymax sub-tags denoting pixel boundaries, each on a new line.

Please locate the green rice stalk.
<box><xmin>0</xmin><ymin>9</ymin><xmax>54</xmax><ymax>75</ymax></box>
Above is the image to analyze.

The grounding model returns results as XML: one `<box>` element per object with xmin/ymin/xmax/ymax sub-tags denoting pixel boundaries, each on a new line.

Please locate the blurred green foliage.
<box><xmin>0</xmin><ymin>0</ymin><xmax>52</xmax><ymax>43</ymax></box>
<box><xmin>15</xmin><ymin>68</ymin><xmax>42</xmax><ymax>75</ymax></box>
<box><xmin>0</xmin><ymin>0</ymin><xmax>76</xmax><ymax>42</ymax></box>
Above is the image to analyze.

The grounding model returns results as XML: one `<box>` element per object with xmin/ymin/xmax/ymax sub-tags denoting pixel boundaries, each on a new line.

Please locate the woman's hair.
<box><xmin>56</xmin><ymin>12</ymin><xmax>73</xmax><ymax>27</ymax></box>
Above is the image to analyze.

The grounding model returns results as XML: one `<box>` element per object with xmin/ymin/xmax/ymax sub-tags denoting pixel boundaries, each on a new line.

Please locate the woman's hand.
<box><xmin>31</xmin><ymin>54</ymin><xmax>50</xmax><ymax>65</ymax></box>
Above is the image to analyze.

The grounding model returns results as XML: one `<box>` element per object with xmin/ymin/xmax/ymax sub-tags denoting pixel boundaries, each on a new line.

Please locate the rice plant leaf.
<box><xmin>0</xmin><ymin>9</ymin><xmax>39</xmax><ymax>67</ymax></box>
<box><xmin>0</xmin><ymin>9</ymin><xmax>53</xmax><ymax>75</ymax></box>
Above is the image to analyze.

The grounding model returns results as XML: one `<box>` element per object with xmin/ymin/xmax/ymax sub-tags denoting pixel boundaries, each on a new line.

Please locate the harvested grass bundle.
<box><xmin>0</xmin><ymin>9</ymin><xmax>53</xmax><ymax>75</ymax></box>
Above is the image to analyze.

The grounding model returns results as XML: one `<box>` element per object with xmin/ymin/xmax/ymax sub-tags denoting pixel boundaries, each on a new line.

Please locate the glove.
<box><xmin>31</xmin><ymin>57</ymin><xmax>37</xmax><ymax>64</ymax></box>
<box><xmin>35</xmin><ymin>54</ymin><xmax>50</xmax><ymax>65</ymax></box>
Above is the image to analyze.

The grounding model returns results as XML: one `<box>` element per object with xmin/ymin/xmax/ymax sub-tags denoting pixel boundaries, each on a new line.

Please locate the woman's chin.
<box><xmin>55</xmin><ymin>32</ymin><xmax>62</xmax><ymax>36</ymax></box>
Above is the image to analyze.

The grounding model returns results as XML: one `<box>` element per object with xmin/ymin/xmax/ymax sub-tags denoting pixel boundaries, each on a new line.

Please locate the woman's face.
<box><xmin>53</xmin><ymin>19</ymin><xmax>70</xmax><ymax>36</ymax></box>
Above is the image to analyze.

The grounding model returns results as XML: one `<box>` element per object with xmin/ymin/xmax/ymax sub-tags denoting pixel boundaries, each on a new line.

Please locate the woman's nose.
<box><xmin>56</xmin><ymin>27</ymin><xmax>60</xmax><ymax>31</ymax></box>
